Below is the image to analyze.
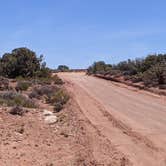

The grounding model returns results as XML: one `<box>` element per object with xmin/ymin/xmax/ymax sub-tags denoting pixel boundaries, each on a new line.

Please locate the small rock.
<box><xmin>43</xmin><ymin>109</ymin><xmax>53</xmax><ymax>116</ymax></box>
<box><xmin>13</xmin><ymin>146</ymin><xmax>17</xmax><ymax>149</ymax></box>
<box><xmin>45</xmin><ymin>115</ymin><xmax>57</xmax><ymax>124</ymax></box>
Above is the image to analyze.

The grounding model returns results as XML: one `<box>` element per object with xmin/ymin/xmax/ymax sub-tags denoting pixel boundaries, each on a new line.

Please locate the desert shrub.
<box><xmin>0</xmin><ymin>91</ymin><xmax>36</xmax><ymax>108</ymax></box>
<box><xmin>9</xmin><ymin>106</ymin><xmax>27</xmax><ymax>116</ymax></box>
<box><xmin>47</xmin><ymin>89</ymin><xmax>69</xmax><ymax>112</ymax></box>
<box><xmin>130</xmin><ymin>73</ymin><xmax>143</xmax><ymax>83</ymax></box>
<box><xmin>34</xmin><ymin>66</ymin><xmax>51</xmax><ymax>78</ymax></box>
<box><xmin>87</xmin><ymin>61</ymin><xmax>112</xmax><ymax>75</ymax></box>
<box><xmin>52</xmin><ymin>75</ymin><xmax>64</xmax><ymax>85</ymax></box>
<box><xmin>28</xmin><ymin>90</ymin><xmax>40</xmax><ymax>99</ymax></box>
<box><xmin>54</xmin><ymin>102</ymin><xmax>64</xmax><ymax>112</ymax></box>
<box><xmin>32</xmin><ymin>74</ymin><xmax>63</xmax><ymax>85</ymax></box>
<box><xmin>33</xmin><ymin>77</ymin><xmax>52</xmax><ymax>85</ymax></box>
<box><xmin>0</xmin><ymin>76</ymin><xmax>9</xmax><ymax>90</ymax></box>
<box><xmin>159</xmin><ymin>84</ymin><xmax>166</xmax><ymax>89</ymax></box>
<box><xmin>32</xmin><ymin>76</ymin><xmax>60</xmax><ymax>85</ymax></box>
<box><xmin>47</xmin><ymin>89</ymin><xmax>69</xmax><ymax>104</ymax></box>
<box><xmin>35</xmin><ymin>85</ymin><xmax>57</xmax><ymax>96</ymax></box>
<box><xmin>143</xmin><ymin>63</ymin><xmax>166</xmax><ymax>87</ymax></box>
<box><xmin>107</xmin><ymin>69</ymin><xmax>121</xmax><ymax>76</ymax></box>
<box><xmin>15</xmin><ymin>81</ymin><xmax>32</xmax><ymax>91</ymax></box>
<box><xmin>29</xmin><ymin>84</ymin><xmax>69</xmax><ymax>112</ymax></box>
<box><xmin>15</xmin><ymin>76</ymin><xmax>25</xmax><ymax>81</ymax></box>
<box><xmin>123</xmin><ymin>75</ymin><xmax>131</xmax><ymax>81</ymax></box>
<box><xmin>29</xmin><ymin>85</ymin><xmax>58</xmax><ymax>99</ymax></box>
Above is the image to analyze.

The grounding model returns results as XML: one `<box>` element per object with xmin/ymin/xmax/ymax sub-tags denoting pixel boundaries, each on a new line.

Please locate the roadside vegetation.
<box><xmin>0</xmin><ymin>47</ymin><xmax>69</xmax><ymax>113</ymax></box>
<box><xmin>0</xmin><ymin>91</ymin><xmax>36</xmax><ymax>108</ymax></box>
<box><xmin>87</xmin><ymin>54</ymin><xmax>166</xmax><ymax>89</ymax></box>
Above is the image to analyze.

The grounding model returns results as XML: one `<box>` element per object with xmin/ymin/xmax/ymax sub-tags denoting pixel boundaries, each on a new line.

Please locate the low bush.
<box><xmin>54</xmin><ymin>102</ymin><xmax>64</xmax><ymax>112</ymax></box>
<box><xmin>29</xmin><ymin>85</ymin><xmax>58</xmax><ymax>99</ymax></box>
<box><xmin>0</xmin><ymin>76</ymin><xmax>9</xmax><ymax>90</ymax></box>
<box><xmin>15</xmin><ymin>81</ymin><xmax>32</xmax><ymax>91</ymax></box>
<box><xmin>47</xmin><ymin>89</ymin><xmax>69</xmax><ymax>104</ymax></box>
<box><xmin>9</xmin><ymin>106</ymin><xmax>27</xmax><ymax>116</ymax></box>
<box><xmin>0</xmin><ymin>91</ymin><xmax>36</xmax><ymax>108</ymax></box>
<box><xmin>32</xmin><ymin>77</ymin><xmax>53</xmax><ymax>85</ymax></box>
<box><xmin>46</xmin><ymin>89</ymin><xmax>69</xmax><ymax>112</ymax></box>
<box><xmin>143</xmin><ymin>63</ymin><xmax>166</xmax><ymax>87</ymax></box>
<box><xmin>87</xmin><ymin>61</ymin><xmax>112</xmax><ymax>75</ymax></box>
<box><xmin>32</xmin><ymin>75</ymin><xmax>63</xmax><ymax>85</ymax></box>
<box><xmin>52</xmin><ymin>75</ymin><xmax>64</xmax><ymax>85</ymax></box>
<box><xmin>28</xmin><ymin>90</ymin><xmax>39</xmax><ymax>99</ymax></box>
<box><xmin>130</xmin><ymin>73</ymin><xmax>143</xmax><ymax>83</ymax></box>
<box><xmin>29</xmin><ymin>84</ymin><xmax>69</xmax><ymax>112</ymax></box>
<box><xmin>107</xmin><ymin>69</ymin><xmax>121</xmax><ymax>76</ymax></box>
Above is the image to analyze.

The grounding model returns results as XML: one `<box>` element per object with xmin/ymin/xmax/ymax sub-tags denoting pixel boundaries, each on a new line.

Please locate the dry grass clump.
<box><xmin>0</xmin><ymin>91</ymin><xmax>36</xmax><ymax>108</ymax></box>
<box><xmin>0</xmin><ymin>76</ymin><xmax>9</xmax><ymax>90</ymax></box>
<box><xmin>29</xmin><ymin>85</ymin><xmax>58</xmax><ymax>99</ymax></box>
<box><xmin>9</xmin><ymin>106</ymin><xmax>28</xmax><ymax>116</ymax></box>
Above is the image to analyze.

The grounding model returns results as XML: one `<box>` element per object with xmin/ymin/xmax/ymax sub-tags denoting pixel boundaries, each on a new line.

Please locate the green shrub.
<box><xmin>32</xmin><ymin>76</ymin><xmax>57</xmax><ymax>85</ymax></box>
<box><xmin>0</xmin><ymin>76</ymin><xmax>9</xmax><ymax>90</ymax></box>
<box><xmin>52</xmin><ymin>75</ymin><xmax>64</xmax><ymax>85</ymax></box>
<box><xmin>47</xmin><ymin>89</ymin><xmax>69</xmax><ymax>104</ymax></box>
<box><xmin>16</xmin><ymin>81</ymin><xmax>32</xmax><ymax>91</ymax></box>
<box><xmin>54</xmin><ymin>102</ymin><xmax>64</xmax><ymax>112</ymax></box>
<box><xmin>87</xmin><ymin>61</ymin><xmax>112</xmax><ymax>75</ymax></box>
<box><xmin>143</xmin><ymin>63</ymin><xmax>166</xmax><ymax>87</ymax></box>
<box><xmin>9</xmin><ymin>106</ymin><xmax>26</xmax><ymax>116</ymax></box>
<box><xmin>0</xmin><ymin>91</ymin><xmax>36</xmax><ymax>108</ymax></box>
<box><xmin>47</xmin><ymin>89</ymin><xmax>69</xmax><ymax>112</ymax></box>
<box><xmin>32</xmin><ymin>75</ymin><xmax>63</xmax><ymax>85</ymax></box>
<box><xmin>29</xmin><ymin>85</ymin><xmax>58</xmax><ymax>99</ymax></box>
<box><xmin>130</xmin><ymin>73</ymin><xmax>143</xmax><ymax>83</ymax></box>
<box><xmin>34</xmin><ymin>77</ymin><xmax>52</xmax><ymax>85</ymax></box>
<box><xmin>0</xmin><ymin>47</ymin><xmax>51</xmax><ymax>78</ymax></box>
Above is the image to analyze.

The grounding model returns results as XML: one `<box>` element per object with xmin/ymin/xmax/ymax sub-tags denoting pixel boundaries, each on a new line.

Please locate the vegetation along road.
<box><xmin>59</xmin><ymin>72</ymin><xmax>166</xmax><ymax>166</ymax></box>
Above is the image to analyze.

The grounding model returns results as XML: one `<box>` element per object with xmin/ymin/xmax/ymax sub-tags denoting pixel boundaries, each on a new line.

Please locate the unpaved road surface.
<box><xmin>59</xmin><ymin>72</ymin><xmax>166</xmax><ymax>166</ymax></box>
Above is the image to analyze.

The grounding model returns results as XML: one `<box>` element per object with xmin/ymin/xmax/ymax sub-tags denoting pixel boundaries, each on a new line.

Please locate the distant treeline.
<box><xmin>87</xmin><ymin>54</ymin><xmax>166</xmax><ymax>88</ymax></box>
<box><xmin>53</xmin><ymin>65</ymin><xmax>86</xmax><ymax>73</ymax></box>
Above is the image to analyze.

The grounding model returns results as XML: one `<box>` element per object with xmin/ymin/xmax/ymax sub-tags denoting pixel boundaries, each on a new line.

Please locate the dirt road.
<box><xmin>59</xmin><ymin>72</ymin><xmax>166</xmax><ymax>166</ymax></box>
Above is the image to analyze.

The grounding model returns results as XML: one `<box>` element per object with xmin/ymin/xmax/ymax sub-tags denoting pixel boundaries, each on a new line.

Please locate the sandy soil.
<box><xmin>58</xmin><ymin>72</ymin><xmax>166</xmax><ymax>166</ymax></box>
<box><xmin>0</xmin><ymin>89</ymin><xmax>127</xmax><ymax>165</ymax></box>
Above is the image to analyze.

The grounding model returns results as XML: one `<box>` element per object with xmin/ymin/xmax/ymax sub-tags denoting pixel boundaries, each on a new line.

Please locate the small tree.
<box><xmin>0</xmin><ymin>47</ymin><xmax>48</xmax><ymax>78</ymax></box>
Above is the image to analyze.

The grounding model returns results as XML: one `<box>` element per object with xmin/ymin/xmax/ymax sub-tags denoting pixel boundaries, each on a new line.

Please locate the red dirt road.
<box><xmin>59</xmin><ymin>72</ymin><xmax>166</xmax><ymax>166</ymax></box>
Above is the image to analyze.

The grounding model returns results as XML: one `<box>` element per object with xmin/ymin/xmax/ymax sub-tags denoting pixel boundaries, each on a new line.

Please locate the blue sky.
<box><xmin>0</xmin><ymin>0</ymin><xmax>166</xmax><ymax>68</ymax></box>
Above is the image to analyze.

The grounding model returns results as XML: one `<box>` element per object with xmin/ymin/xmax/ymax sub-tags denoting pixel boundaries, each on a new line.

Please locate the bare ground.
<box><xmin>58</xmin><ymin>72</ymin><xmax>166</xmax><ymax>166</ymax></box>
<box><xmin>0</xmin><ymin>89</ymin><xmax>128</xmax><ymax>165</ymax></box>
